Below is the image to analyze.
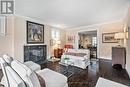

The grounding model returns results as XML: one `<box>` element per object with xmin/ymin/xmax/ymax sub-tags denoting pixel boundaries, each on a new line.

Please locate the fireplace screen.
<box><xmin>24</xmin><ymin>45</ymin><xmax>47</xmax><ymax>64</ymax></box>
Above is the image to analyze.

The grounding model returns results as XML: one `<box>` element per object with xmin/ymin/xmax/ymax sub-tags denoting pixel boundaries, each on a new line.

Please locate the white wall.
<box><xmin>13</xmin><ymin>16</ymin><xmax>52</xmax><ymax>61</ymax></box>
<box><xmin>60</xmin><ymin>29</ymin><xmax>66</xmax><ymax>48</ymax></box>
<box><xmin>0</xmin><ymin>16</ymin><xmax>52</xmax><ymax>62</ymax></box>
<box><xmin>98</xmin><ymin>22</ymin><xmax>124</xmax><ymax>60</ymax></box>
<box><xmin>66</xmin><ymin>21</ymin><xmax>124</xmax><ymax>60</ymax></box>
<box><xmin>49</xmin><ymin>28</ymin><xmax>66</xmax><ymax>56</ymax></box>
<box><xmin>0</xmin><ymin>15</ymin><xmax>66</xmax><ymax>63</ymax></box>
<box><xmin>126</xmin><ymin>28</ymin><xmax>130</xmax><ymax>76</ymax></box>
<box><xmin>0</xmin><ymin>16</ymin><xmax>14</xmax><ymax>57</ymax></box>
<box><xmin>125</xmin><ymin>5</ymin><xmax>130</xmax><ymax>76</ymax></box>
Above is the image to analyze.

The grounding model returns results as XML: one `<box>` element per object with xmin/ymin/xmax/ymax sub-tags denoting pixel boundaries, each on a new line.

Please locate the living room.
<box><xmin>0</xmin><ymin>0</ymin><xmax>130</xmax><ymax>87</ymax></box>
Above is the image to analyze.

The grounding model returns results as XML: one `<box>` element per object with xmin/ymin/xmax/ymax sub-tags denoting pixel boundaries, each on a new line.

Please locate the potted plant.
<box><xmin>64</xmin><ymin>57</ymin><xmax>70</xmax><ymax>64</ymax></box>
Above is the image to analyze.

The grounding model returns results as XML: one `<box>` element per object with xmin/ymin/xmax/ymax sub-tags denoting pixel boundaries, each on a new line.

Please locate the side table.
<box><xmin>54</xmin><ymin>48</ymin><xmax>63</xmax><ymax>58</ymax></box>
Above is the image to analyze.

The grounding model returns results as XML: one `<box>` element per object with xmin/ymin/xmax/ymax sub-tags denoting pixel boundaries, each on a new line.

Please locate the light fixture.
<box><xmin>115</xmin><ymin>32</ymin><xmax>125</xmax><ymax>39</ymax></box>
<box><xmin>115</xmin><ymin>32</ymin><xmax>125</xmax><ymax>46</ymax></box>
<box><xmin>56</xmin><ymin>40</ymin><xmax>61</xmax><ymax>45</ymax></box>
<box><xmin>56</xmin><ymin>40</ymin><xmax>61</xmax><ymax>48</ymax></box>
<box><xmin>126</xmin><ymin>31</ymin><xmax>128</xmax><ymax>39</ymax></box>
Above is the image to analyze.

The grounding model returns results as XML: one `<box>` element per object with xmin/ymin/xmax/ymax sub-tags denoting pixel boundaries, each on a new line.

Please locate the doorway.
<box><xmin>78</xmin><ymin>30</ymin><xmax>97</xmax><ymax>60</ymax></box>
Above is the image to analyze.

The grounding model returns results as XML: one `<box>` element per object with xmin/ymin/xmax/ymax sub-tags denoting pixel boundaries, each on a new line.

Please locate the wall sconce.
<box><xmin>126</xmin><ymin>31</ymin><xmax>128</xmax><ymax>39</ymax></box>
<box><xmin>56</xmin><ymin>40</ymin><xmax>61</xmax><ymax>48</ymax></box>
<box><xmin>115</xmin><ymin>32</ymin><xmax>125</xmax><ymax>39</ymax></box>
<box><xmin>115</xmin><ymin>32</ymin><xmax>125</xmax><ymax>46</ymax></box>
<box><xmin>124</xmin><ymin>26</ymin><xmax>129</xmax><ymax>39</ymax></box>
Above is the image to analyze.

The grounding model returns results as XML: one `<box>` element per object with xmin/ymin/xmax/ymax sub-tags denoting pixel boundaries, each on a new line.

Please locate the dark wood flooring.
<box><xmin>41</xmin><ymin>59</ymin><xmax>130</xmax><ymax>87</ymax></box>
<box><xmin>0</xmin><ymin>59</ymin><xmax>130</xmax><ymax>87</ymax></box>
<box><xmin>0</xmin><ymin>69</ymin><xmax>3</xmax><ymax>81</ymax></box>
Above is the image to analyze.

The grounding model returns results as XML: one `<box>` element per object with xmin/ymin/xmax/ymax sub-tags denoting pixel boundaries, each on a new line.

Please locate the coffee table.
<box><xmin>59</xmin><ymin>61</ymin><xmax>74</xmax><ymax>78</ymax></box>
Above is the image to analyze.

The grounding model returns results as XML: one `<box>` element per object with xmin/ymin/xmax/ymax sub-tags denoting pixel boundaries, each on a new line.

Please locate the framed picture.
<box><xmin>27</xmin><ymin>21</ymin><xmax>44</xmax><ymax>44</ymax></box>
<box><xmin>102</xmin><ymin>33</ymin><xmax>118</xmax><ymax>43</ymax></box>
<box><xmin>50</xmin><ymin>39</ymin><xmax>56</xmax><ymax>46</ymax></box>
<box><xmin>67</xmin><ymin>35</ymin><xmax>75</xmax><ymax>43</ymax></box>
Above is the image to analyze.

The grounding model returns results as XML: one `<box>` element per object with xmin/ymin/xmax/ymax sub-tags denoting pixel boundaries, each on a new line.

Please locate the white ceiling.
<box><xmin>15</xmin><ymin>0</ymin><xmax>130</xmax><ymax>29</ymax></box>
<box><xmin>79</xmin><ymin>30</ymin><xmax>97</xmax><ymax>35</ymax></box>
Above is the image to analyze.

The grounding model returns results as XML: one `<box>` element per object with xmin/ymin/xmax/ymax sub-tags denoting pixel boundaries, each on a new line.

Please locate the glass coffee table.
<box><xmin>59</xmin><ymin>60</ymin><xmax>74</xmax><ymax>78</ymax></box>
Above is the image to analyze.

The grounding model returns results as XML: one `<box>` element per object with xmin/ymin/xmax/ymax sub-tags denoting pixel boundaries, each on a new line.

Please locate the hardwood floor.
<box><xmin>0</xmin><ymin>69</ymin><xmax>3</xmax><ymax>81</ymax></box>
<box><xmin>0</xmin><ymin>59</ymin><xmax>130</xmax><ymax>87</ymax></box>
<box><xmin>41</xmin><ymin>59</ymin><xmax>130</xmax><ymax>87</ymax></box>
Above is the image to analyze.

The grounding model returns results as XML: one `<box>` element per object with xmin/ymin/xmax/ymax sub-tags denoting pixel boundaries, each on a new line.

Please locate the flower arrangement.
<box><xmin>64</xmin><ymin>57</ymin><xmax>70</xmax><ymax>60</ymax></box>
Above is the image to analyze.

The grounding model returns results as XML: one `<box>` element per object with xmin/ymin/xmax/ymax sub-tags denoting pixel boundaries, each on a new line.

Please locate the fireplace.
<box><xmin>24</xmin><ymin>45</ymin><xmax>47</xmax><ymax>64</ymax></box>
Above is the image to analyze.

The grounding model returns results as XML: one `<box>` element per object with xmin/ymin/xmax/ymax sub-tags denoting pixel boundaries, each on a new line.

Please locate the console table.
<box><xmin>54</xmin><ymin>48</ymin><xmax>63</xmax><ymax>58</ymax></box>
<box><xmin>112</xmin><ymin>47</ymin><xmax>126</xmax><ymax>69</ymax></box>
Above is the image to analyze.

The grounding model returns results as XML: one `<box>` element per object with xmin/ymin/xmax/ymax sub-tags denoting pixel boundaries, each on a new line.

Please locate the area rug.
<box><xmin>96</xmin><ymin>77</ymin><xmax>128</xmax><ymax>87</ymax></box>
<box><xmin>55</xmin><ymin>64</ymin><xmax>84</xmax><ymax>78</ymax></box>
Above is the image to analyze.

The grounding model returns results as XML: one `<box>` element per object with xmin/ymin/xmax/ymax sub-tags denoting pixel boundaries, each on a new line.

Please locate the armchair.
<box><xmin>0</xmin><ymin>57</ymin><xmax>68</xmax><ymax>87</ymax></box>
<box><xmin>3</xmin><ymin>54</ymin><xmax>41</xmax><ymax>71</ymax></box>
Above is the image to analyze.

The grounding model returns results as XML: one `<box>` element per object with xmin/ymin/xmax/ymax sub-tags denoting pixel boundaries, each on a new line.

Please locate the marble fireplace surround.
<box><xmin>24</xmin><ymin>45</ymin><xmax>47</xmax><ymax>64</ymax></box>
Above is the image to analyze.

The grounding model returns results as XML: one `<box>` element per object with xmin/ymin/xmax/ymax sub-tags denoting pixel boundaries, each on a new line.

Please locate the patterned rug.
<box><xmin>55</xmin><ymin>65</ymin><xmax>84</xmax><ymax>78</ymax></box>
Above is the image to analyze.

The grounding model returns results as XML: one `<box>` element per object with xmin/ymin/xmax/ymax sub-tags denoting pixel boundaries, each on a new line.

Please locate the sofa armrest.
<box><xmin>0</xmin><ymin>84</ymin><xmax>4</xmax><ymax>87</ymax></box>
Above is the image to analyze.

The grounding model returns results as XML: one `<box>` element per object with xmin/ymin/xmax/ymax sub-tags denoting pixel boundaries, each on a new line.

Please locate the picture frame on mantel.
<box><xmin>27</xmin><ymin>21</ymin><xmax>44</xmax><ymax>44</ymax></box>
<box><xmin>102</xmin><ymin>32</ymin><xmax>118</xmax><ymax>43</ymax></box>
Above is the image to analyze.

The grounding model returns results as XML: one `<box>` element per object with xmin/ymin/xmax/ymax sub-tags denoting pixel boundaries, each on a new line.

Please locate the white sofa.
<box><xmin>96</xmin><ymin>77</ymin><xmax>128</xmax><ymax>87</ymax></box>
<box><xmin>0</xmin><ymin>57</ymin><xmax>68</xmax><ymax>87</ymax></box>
<box><xmin>60</xmin><ymin>49</ymin><xmax>90</xmax><ymax>69</ymax></box>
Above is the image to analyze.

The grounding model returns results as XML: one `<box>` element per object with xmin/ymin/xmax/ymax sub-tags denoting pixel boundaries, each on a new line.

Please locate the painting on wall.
<box><xmin>27</xmin><ymin>21</ymin><xmax>44</xmax><ymax>44</ymax></box>
<box><xmin>102</xmin><ymin>33</ymin><xmax>118</xmax><ymax>43</ymax></box>
<box><xmin>67</xmin><ymin>35</ymin><xmax>75</xmax><ymax>43</ymax></box>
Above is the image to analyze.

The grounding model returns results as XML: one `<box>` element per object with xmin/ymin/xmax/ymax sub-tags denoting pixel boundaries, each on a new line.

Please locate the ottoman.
<box><xmin>96</xmin><ymin>77</ymin><xmax>128</xmax><ymax>87</ymax></box>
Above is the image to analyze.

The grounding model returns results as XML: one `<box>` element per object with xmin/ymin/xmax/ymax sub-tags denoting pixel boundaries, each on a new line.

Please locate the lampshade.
<box><xmin>56</xmin><ymin>40</ymin><xmax>61</xmax><ymax>44</ymax></box>
<box><xmin>115</xmin><ymin>32</ymin><xmax>125</xmax><ymax>39</ymax></box>
<box><xmin>126</xmin><ymin>32</ymin><xmax>128</xmax><ymax>39</ymax></box>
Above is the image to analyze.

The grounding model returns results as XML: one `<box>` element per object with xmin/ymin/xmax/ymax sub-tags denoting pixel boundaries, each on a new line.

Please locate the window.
<box><xmin>92</xmin><ymin>37</ymin><xmax>97</xmax><ymax>47</ymax></box>
<box><xmin>51</xmin><ymin>28</ymin><xmax>60</xmax><ymax>40</ymax></box>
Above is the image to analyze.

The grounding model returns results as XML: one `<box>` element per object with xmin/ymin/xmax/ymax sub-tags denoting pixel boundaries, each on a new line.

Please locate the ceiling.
<box><xmin>15</xmin><ymin>0</ymin><xmax>130</xmax><ymax>29</ymax></box>
<box><xmin>79</xmin><ymin>30</ymin><xmax>97</xmax><ymax>36</ymax></box>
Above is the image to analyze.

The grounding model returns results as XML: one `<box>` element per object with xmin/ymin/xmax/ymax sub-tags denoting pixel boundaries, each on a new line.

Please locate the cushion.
<box><xmin>68</xmin><ymin>49</ymin><xmax>76</xmax><ymax>53</ymax></box>
<box><xmin>3</xmin><ymin>54</ymin><xmax>13</xmax><ymax>65</ymax></box>
<box><xmin>24</xmin><ymin>61</ymin><xmax>41</xmax><ymax>71</ymax></box>
<box><xmin>75</xmin><ymin>53</ymin><xmax>86</xmax><ymax>57</ymax></box>
<box><xmin>0</xmin><ymin>58</ymin><xmax>9</xmax><ymax>87</ymax></box>
<box><xmin>64</xmin><ymin>52</ymin><xmax>86</xmax><ymax>57</ymax></box>
<box><xmin>77</xmin><ymin>49</ymin><xmax>89</xmax><ymax>54</ymax></box>
<box><xmin>96</xmin><ymin>77</ymin><xmax>128</xmax><ymax>87</ymax></box>
<box><xmin>36</xmin><ymin>73</ymin><xmax>46</xmax><ymax>87</ymax></box>
<box><xmin>37</xmin><ymin>68</ymin><xmax>67</xmax><ymax>87</ymax></box>
<box><xmin>64</xmin><ymin>52</ymin><xmax>75</xmax><ymax>56</ymax></box>
<box><xmin>5</xmin><ymin>66</ymin><xmax>26</xmax><ymax>87</ymax></box>
<box><xmin>11</xmin><ymin>60</ymin><xmax>40</xmax><ymax>87</ymax></box>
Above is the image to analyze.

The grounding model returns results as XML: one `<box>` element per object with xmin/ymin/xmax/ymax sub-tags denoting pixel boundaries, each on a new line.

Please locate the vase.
<box><xmin>64</xmin><ymin>60</ymin><xmax>68</xmax><ymax>64</ymax></box>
